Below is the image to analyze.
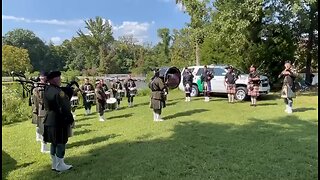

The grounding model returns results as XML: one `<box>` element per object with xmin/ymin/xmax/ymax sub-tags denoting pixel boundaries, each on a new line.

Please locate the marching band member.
<box><xmin>124</xmin><ymin>74</ymin><xmax>137</xmax><ymax>107</ymax></box>
<box><xmin>183</xmin><ymin>67</ymin><xmax>194</xmax><ymax>102</ymax></box>
<box><xmin>248</xmin><ymin>65</ymin><xmax>260</xmax><ymax>106</ymax></box>
<box><xmin>95</xmin><ymin>79</ymin><xmax>107</xmax><ymax>121</ymax></box>
<box><xmin>80</xmin><ymin>78</ymin><xmax>94</xmax><ymax>115</ymax></box>
<box><xmin>278</xmin><ymin>62</ymin><xmax>297</xmax><ymax>114</ymax></box>
<box><xmin>43</xmin><ymin>71</ymin><xmax>74</xmax><ymax>172</ymax></box>
<box><xmin>111</xmin><ymin>77</ymin><xmax>123</xmax><ymax>109</ymax></box>
<box><xmin>149</xmin><ymin>69</ymin><xmax>167</xmax><ymax>122</ymax></box>
<box><xmin>31</xmin><ymin>71</ymin><xmax>50</xmax><ymax>153</ymax></box>
<box><xmin>201</xmin><ymin>65</ymin><xmax>214</xmax><ymax>102</ymax></box>
<box><xmin>224</xmin><ymin>65</ymin><xmax>238</xmax><ymax>103</ymax></box>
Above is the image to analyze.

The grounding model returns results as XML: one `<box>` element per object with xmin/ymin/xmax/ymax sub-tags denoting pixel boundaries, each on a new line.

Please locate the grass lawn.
<box><xmin>2</xmin><ymin>90</ymin><xmax>318</xmax><ymax>180</ymax></box>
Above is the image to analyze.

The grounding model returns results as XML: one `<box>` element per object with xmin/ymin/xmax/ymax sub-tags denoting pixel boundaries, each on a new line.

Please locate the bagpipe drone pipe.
<box><xmin>157</xmin><ymin>67</ymin><xmax>181</xmax><ymax>89</ymax></box>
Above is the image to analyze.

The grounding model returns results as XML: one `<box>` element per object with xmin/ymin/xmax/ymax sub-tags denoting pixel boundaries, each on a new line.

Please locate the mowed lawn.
<box><xmin>2</xmin><ymin>90</ymin><xmax>318</xmax><ymax>180</ymax></box>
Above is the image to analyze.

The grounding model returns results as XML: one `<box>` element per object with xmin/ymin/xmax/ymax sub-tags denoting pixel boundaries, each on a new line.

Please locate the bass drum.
<box><xmin>158</xmin><ymin>67</ymin><xmax>181</xmax><ymax>89</ymax></box>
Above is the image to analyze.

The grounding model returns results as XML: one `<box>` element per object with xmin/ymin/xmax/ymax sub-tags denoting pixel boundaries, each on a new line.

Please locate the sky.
<box><xmin>2</xmin><ymin>0</ymin><xmax>189</xmax><ymax>45</ymax></box>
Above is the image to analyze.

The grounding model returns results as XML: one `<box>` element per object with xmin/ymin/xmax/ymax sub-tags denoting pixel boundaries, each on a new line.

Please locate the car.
<box><xmin>178</xmin><ymin>65</ymin><xmax>271</xmax><ymax>101</ymax></box>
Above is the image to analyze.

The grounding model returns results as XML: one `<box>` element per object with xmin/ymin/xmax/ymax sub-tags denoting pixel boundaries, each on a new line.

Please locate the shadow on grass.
<box><xmin>67</xmin><ymin>134</ymin><xmax>120</xmax><ymax>149</ymax></box>
<box><xmin>108</xmin><ymin>113</ymin><xmax>133</xmax><ymax>120</ymax></box>
<box><xmin>74</xmin><ymin>123</ymin><xmax>91</xmax><ymax>129</ymax></box>
<box><xmin>163</xmin><ymin>109</ymin><xmax>209</xmax><ymax>120</ymax></box>
<box><xmin>73</xmin><ymin>129</ymin><xmax>92</xmax><ymax>136</ymax></box>
<box><xmin>134</xmin><ymin>101</ymin><xmax>150</xmax><ymax>107</ymax></box>
<box><xmin>256</xmin><ymin>102</ymin><xmax>278</xmax><ymax>106</ymax></box>
<box><xmin>28</xmin><ymin>116</ymin><xmax>317</xmax><ymax>180</ymax></box>
<box><xmin>294</xmin><ymin>107</ymin><xmax>317</xmax><ymax>112</ymax></box>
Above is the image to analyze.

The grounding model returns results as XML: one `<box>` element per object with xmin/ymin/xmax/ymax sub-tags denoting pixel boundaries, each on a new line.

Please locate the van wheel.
<box><xmin>235</xmin><ymin>87</ymin><xmax>248</xmax><ymax>101</ymax></box>
<box><xmin>191</xmin><ymin>85</ymin><xmax>199</xmax><ymax>97</ymax></box>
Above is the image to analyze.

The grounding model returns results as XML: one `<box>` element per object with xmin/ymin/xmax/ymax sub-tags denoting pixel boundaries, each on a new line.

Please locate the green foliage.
<box><xmin>136</xmin><ymin>88</ymin><xmax>150</xmax><ymax>97</ymax></box>
<box><xmin>2</xmin><ymin>45</ymin><xmax>32</xmax><ymax>75</ymax></box>
<box><xmin>2</xmin><ymin>91</ymin><xmax>318</xmax><ymax>179</ymax></box>
<box><xmin>2</xmin><ymin>83</ymin><xmax>32</xmax><ymax>125</ymax></box>
<box><xmin>62</xmin><ymin>70</ymin><xmax>81</xmax><ymax>82</ymax></box>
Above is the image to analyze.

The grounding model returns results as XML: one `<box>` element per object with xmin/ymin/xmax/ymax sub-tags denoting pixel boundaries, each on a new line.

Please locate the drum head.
<box><xmin>107</xmin><ymin>98</ymin><xmax>117</xmax><ymax>104</ymax></box>
<box><xmin>71</xmin><ymin>96</ymin><xmax>78</xmax><ymax>101</ymax></box>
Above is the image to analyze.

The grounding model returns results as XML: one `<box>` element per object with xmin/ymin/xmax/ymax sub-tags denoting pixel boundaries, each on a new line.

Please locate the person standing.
<box><xmin>183</xmin><ymin>67</ymin><xmax>194</xmax><ymax>102</ymax></box>
<box><xmin>248</xmin><ymin>65</ymin><xmax>260</xmax><ymax>106</ymax></box>
<box><xmin>224</xmin><ymin>66</ymin><xmax>238</xmax><ymax>103</ymax></box>
<box><xmin>278</xmin><ymin>62</ymin><xmax>297</xmax><ymax>114</ymax></box>
<box><xmin>124</xmin><ymin>74</ymin><xmax>137</xmax><ymax>107</ymax></box>
<box><xmin>80</xmin><ymin>78</ymin><xmax>94</xmax><ymax>115</ymax></box>
<box><xmin>43</xmin><ymin>71</ymin><xmax>74</xmax><ymax>172</ymax></box>
<box><xmin>31</xmin><ymin>71</ymin><xmax>50</xmax><ymax>153</ymax></box>
<box><xmin>95</xmin><ymin>79</ymin><xmax>107</xmax><ymax>121</ymax></box>
<box><xmin>149</xmin><ymin>69</ymin><xmax>167</xmax><ymax>122</ymax></box>
<box><xmin>111</xmin><ymin>77</ymin><xmax>123</xmax><ymax>109</ymax></box>
<box><xmin>201</xmin><ymin>65</ymin><xmax>214</xmax><ymax>102</ymax></box>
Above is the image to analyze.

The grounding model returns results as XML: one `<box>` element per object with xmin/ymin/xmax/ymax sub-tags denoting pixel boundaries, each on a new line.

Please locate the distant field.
<box><xmin>2</xmin><ymin>90</ymin><xmax>318</xmax><ymax>180</ymax></box>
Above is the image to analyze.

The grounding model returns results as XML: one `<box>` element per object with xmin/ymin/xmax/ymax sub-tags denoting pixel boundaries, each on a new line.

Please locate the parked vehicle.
<box><xmin>178</xmin><ymin>65</ymin><xmax>271</xmax><ymax>101</ymax></box>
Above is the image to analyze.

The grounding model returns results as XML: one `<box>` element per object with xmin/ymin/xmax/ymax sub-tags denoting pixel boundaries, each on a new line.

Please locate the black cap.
<box><xmin>225</xmin><ymin>65</ymin><xmax>233</xmax><ymax>70</ymax></box>
<box><xmin>47</xmin><ymin>71</ymin><xmax>61</xmax><ymax>80</ymax></box>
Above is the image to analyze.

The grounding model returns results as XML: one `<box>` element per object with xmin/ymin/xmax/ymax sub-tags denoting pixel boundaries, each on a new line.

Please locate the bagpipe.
<box><xmin>10</xmin><ymin>71</ymin><xmax>80</xmax><ymax>104</ymax></box>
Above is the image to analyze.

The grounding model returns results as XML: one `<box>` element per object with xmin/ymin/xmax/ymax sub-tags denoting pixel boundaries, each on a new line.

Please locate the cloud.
<box><xmin>176</xmin><ymin>3</ymin><xmax>186</xmax><ymax>12</ymax></box>
<box><xmin>2</xmin><ymin>15</ymin><xmax>84</xmax><ymax>26</ymax></box>
<box><xmin>50</xmin><ymin>37</ymin><xmax>62</xmax><ymax>45</ymax></box>
<box><xmin>112</xmin><ymin>21</ymin><xmax>154</xmax><ymax>44</ymax></box>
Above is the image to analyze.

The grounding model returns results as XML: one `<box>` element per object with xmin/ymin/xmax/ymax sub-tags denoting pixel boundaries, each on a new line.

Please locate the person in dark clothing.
<box><xmin>43</xmin><ymin>71</ymin><xmax>74</xmax><ymax>172</ymax></box>
<box><xmin>149</xmin><ymin>69</ymin><xmax>167</xmax><ymax>121</ymax></box>
<box><xmin>124</xmin><ymin>74</ymin><xmax>137</xmax><ymax>107</ymax></box>
<box><xmin>248</xmin><ymin>65</ymin><xmax>260</xmax><ymax>106</ymax></box>
<box><xmin>224</xmin><ymin>66</ymin><xmax>238</xmax><ymax>103</ymax></box>
<box><xmin>278</xmin><ymin>62</ymin><xmax>297</xmax><ymax>114</ymax></box>
<box><xmin>183</xmin><ymin>67</ymin><xmax>194</xmax><ymax>102</ymax></box>
<box><xmin>201</xmin><ymin>65</ymin><xmax>214</xmax><ymax>102</ymax></box>
<box><xmin>95</xmin><ymin>79</ymin><xmax>107</xmax><ymax>121</ymax></box>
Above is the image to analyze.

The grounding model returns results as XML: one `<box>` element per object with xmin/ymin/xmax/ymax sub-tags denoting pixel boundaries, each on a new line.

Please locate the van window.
<box><xmin>182</xmin><ymin>68</ymin><xmax>195</xmax><ymax>75</ymax></box>
<box><xmin>213</xmin><ymin>68</ymin><xmax>226</xmax><ymax>76</ymax></box>
<box><xmin>196</xmin><ymin>68</ymin><xmax>214</xmax><ymax>76</ymax></box>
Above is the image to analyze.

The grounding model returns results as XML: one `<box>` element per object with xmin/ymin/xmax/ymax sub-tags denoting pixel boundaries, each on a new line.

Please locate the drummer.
<box><xmin>124</xmin><ymin>73</ymin><xmax>137</xmax><ymax>107</ymax></box>
<box><xmin>80</xmin><ymin>78</ymin><xmax>95</xmax><ymax>115</ymax></box>
<box><xmin>111</xmin><ymin>77</ymin><xmax>123</xmax><ymax>109</ymax></box>
<box><xmin>95</xmin><ymin>79</ymin><xmax>107</xmax><ymax>121</ymax></box>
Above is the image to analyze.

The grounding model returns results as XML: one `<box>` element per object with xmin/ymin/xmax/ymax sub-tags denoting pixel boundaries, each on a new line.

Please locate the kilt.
<box><xmin>96</xmin><ymin>100</ymin><xmax>106</xmax><ymax>113</ymax></box>
<box><xmin>43</xmin><ymin>126</ymin><xmax>70</xmax><ymax>144</ymax></box>
<box><xmin>149</xmin><ymin>98</ymin><xmax>165</xmax><ymax>110</ymax></box>
<box><xmin>203</xmin><ymin>81</ymin><xmax>211</xmax><ymax>92</ymax></box>
<box><xmin>37</xmin><ymin>117</ymin><xmax>45</xmax><ymax>135</ymax></box>
<box><xmin>226</xmin><ymin>84</ymin><xmax>236</xmax><ymax>94</ymax></box>
<box><xmin>281</xmin><ymin>85</ymin><xmax>296</xmax><ymax>98</ymax></box>
<box><xmin>185</xmin><ymin>83</ymin><xmax>191</xmax><ymax>93</ymax></box>
<box><xmin>248</xmin><ymin>84</ymin><xmax>259</xmax><ymax>97</ymax></box>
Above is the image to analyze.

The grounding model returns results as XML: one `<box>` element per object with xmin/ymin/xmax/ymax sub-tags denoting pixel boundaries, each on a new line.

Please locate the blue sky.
<box><xmin>2</xmin><ymin>0</ymin><xmax>189</xmax><ymax>45</ymax></box>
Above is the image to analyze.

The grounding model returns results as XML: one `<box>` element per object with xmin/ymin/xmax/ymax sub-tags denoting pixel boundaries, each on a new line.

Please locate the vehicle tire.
<box><xmin>235</xmin><ymin>86</ymin><xmax>248</xmax><ymax>101</ymax></box>
<box><xmin>191</xmin><ymin>85</ymin><xmax>199</xmax><ymax>97</ymax></box>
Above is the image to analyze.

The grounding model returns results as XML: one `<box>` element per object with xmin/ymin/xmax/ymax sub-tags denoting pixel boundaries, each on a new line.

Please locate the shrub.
<box><xmin>136</xmin><ymin>88</ymin><xmax>150</xmax><ymax>97</ymax></box>
<box><xmin>2</xmin><ymin>83</ymin><xmax>32</xmax><ymax>125</ymax></box>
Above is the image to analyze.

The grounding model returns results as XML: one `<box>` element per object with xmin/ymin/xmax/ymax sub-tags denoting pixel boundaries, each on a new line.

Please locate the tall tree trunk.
<box><xmin>195</xmin><ymin>42</ymin><xmax>200</xmax><ymax>65</ymax></box>
<box><xmin>305</xmin><ymin>3</ymin><xmax>316</xmax><ymax>84</ymax></box>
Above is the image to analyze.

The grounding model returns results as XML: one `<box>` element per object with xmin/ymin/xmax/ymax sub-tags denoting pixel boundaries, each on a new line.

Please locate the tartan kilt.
<box><xmin>226</xmin><ymin>84</ymin><xmax>236</xmax><ymax>94</ymax></box>
<box><xmin>149</xmin><ymin>98</ymin><xmax>165</xmax><ymax>110</ymax></box>
<box><xmin>43</xmin><ymin>125</ymin><xmax>69</xmax><ymax>144</ymax></box>
<box><xmin>248</xmin><ymin>84</ymin><xmax>259</xmax><ymax>97</ymax></box>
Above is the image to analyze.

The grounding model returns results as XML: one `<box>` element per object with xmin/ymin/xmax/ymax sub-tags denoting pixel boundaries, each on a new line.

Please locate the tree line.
<box><xmin>2</xmin><ymin>0</ymin><xmax>318</xmax><ymax>85</ymax></box>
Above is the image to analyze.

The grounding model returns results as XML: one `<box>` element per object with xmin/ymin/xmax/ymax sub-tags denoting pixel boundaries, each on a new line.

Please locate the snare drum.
<box><xmin>70</xmin><ymin>96</ymin><xmax>79</xmax><ymax>107</ymax></box>
<box><xmin>85</xmin><ymin>92</ymin><xmax>95</xmax><ymax>102</ymax></box>
<box><xmin>116</xmin><ymin>90</ymin><xmax>125</xmax><ymax>99</ymax></box>
<box><xmin>129</xmin><ymin>87</ymin><xmax>137</xmax><ymax>96</ymax></box>
<box><xmin>106</xmin><ymin>98</ymin><xmax>117</xmax><ymax>110</ymax></box>
<box><xmin>105</xmin><ymin>91</ymin><xmax>111</xmax><ymax>99</ymax></box>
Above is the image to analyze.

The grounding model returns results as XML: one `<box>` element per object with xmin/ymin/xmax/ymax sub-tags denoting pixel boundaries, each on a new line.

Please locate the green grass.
<box><xmin>2</xmin><ymin>90</ymin><xmax>318</xmax><ymax>180</ymax></box>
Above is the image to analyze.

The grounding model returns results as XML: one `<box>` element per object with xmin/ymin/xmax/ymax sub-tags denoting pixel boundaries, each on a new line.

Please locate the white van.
<box><xmin>178</xmin><ymin>65</ymin><xmax>271</xmax><ymax>101</ymax></box>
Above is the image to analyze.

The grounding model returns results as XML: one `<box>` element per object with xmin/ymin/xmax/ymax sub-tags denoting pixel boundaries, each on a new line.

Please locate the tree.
<box><xmin>2</xmin><ymin>29</ymin><xmax>49</xmax><ymax>71</ymax></box>
<box><xmin>157</xmin><ymin>28</ymin><xmax>171</xmax><ymax>64</ymax></box>
<box><xmin>2</xmin><ymin>45</ymin><xmax>32</xmax><ymax>75</ymax></box>
<box><xmin>175</xmin><ymin>0</ymin><xmax>211</xmax><ymax>65</ymax></box>
<box><xmin>77</xmin><ymin>16</ymin><xmax>114</xmax><ymax>74</ymax></box>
